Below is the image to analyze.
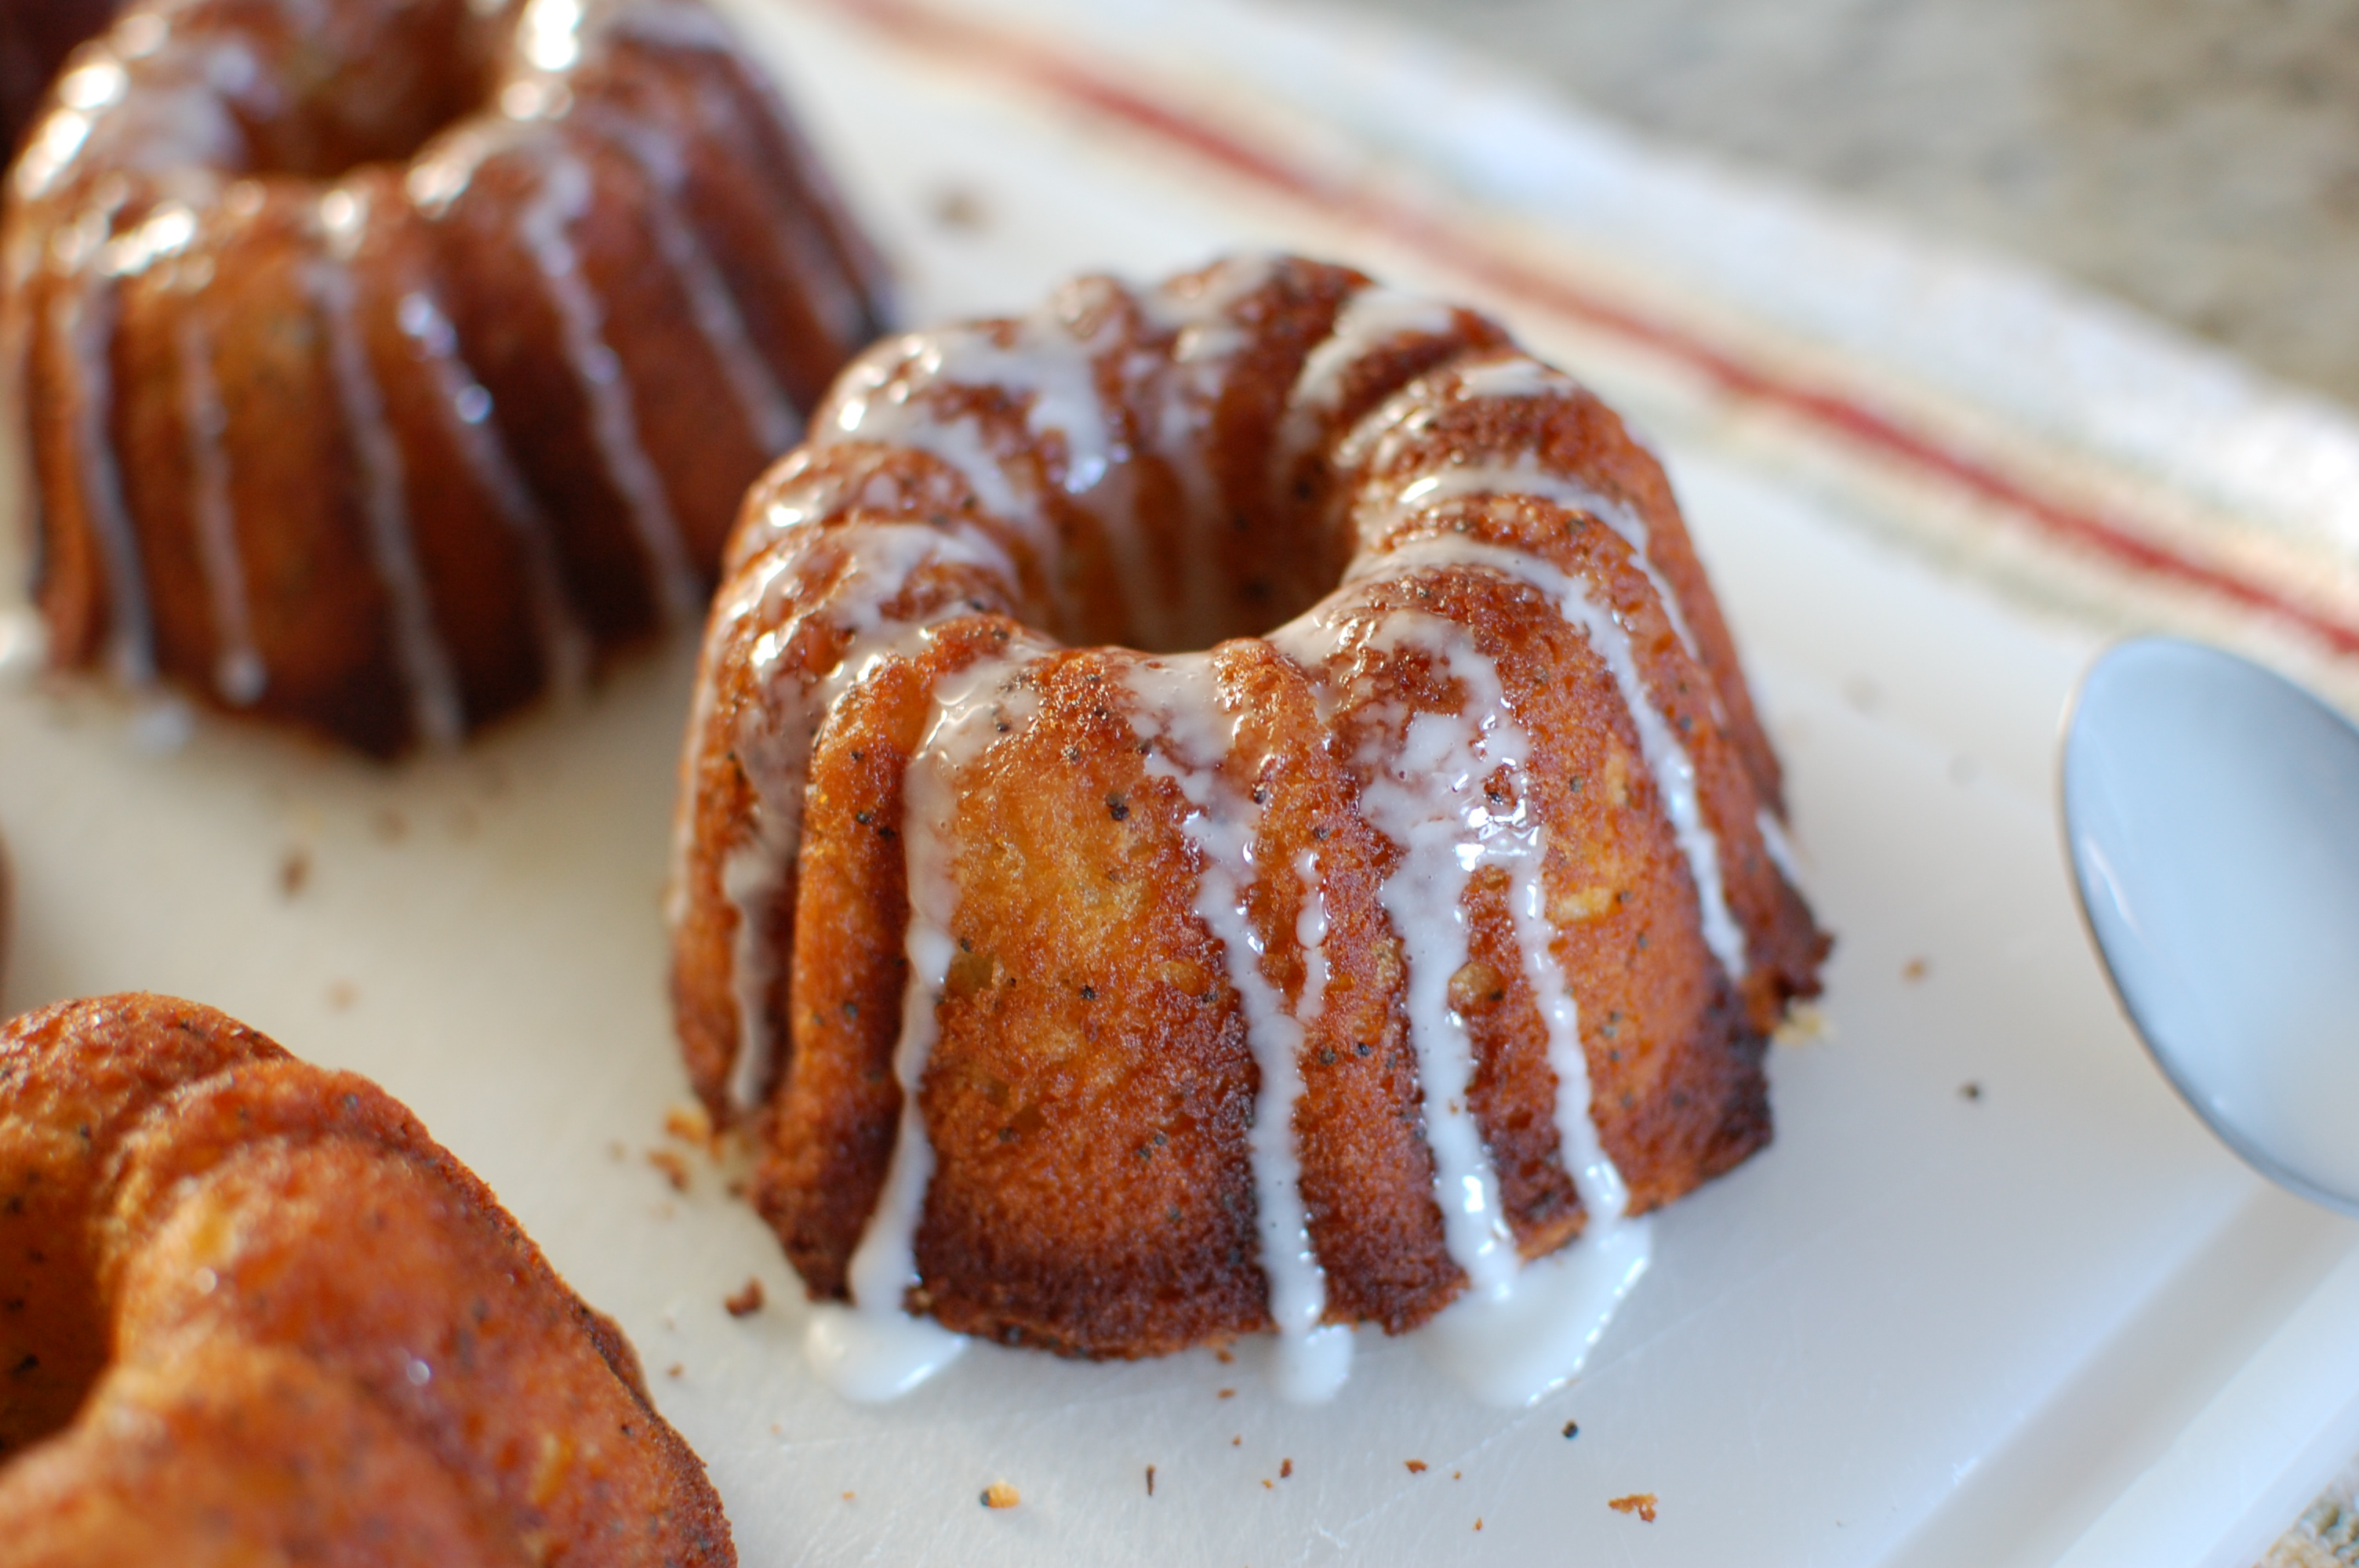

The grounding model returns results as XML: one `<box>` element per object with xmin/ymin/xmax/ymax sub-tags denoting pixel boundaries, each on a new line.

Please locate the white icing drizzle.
<box><xmin>602</xmin><ymin>119</ymin><xmax>801</xmax><ymax>456</ymax></box>
<box><xmin>1292</xmin><ymin>847</ymin><xmax>1330</xmax><ymax>1032</ymax></box>
<box><xmin>576</xmin><ymin>0</ymin><xmax>878</xmax><ymax>357</ymax></box>
<box><xmin>816</xmin><ymin>313</ymin><xmax>1122</xmax><ymax>637</ymax></box>
<box><xmin>311</xmin><ymin>201</ymin><xmax>465</xmax><ymax>748</ymax></box>
<box><xmin>522</xmin><ymin>0</ymin><xmax>587</xmax><ymax>72</ymax></box>
<box><xmin>393</xmin><ymin>286</ymin><xmax>591</xmax><ymax>701</ymax></box>
<box><xmin>705</xmin><ymin>546</ymin><xmax>837</xmax><ymax>1110</ymax></box>
<box><xmin>717</xmin><ymin>844</ymin><xmax>780</xmax><ymax>1113</ymax></box>
<box><xmin>715</xmin><ymin>517</ymin><xmax>1020</xmax><ymax>1113</ymax></box>
<box><xmin>16</xmin><ymin>110</ymin><xmax>97</xmax><ymax>202</ymax></box>
<box><xmin>1452</xmin><ymin>355</ymin><xmax>1580</xmax><ymax>401</ymax></box>
<box><xmin>1378</xmin><ymin>450</ymin><xmax>1708</xmax><ymax>671</ymax></box>
<box><xmin>56</xmin><ymin>56</ymin><xmax>129</xmax><ymax>114</ymax></box>
<box><xmin>1350</xmin><ymin>535</ymin><xmax>1749</xmax><ymax>978</ymax></box>
<box><xmin>1122</xmin><ymin>654</ymin><xmax>1350</xmax><ymax>1404</ymax></box>
<box><xmin>21</xmin><ymin>37</ymin><xmax>250</xmax><ymax>205</ymax></box>
<box><xmin>100</xmin><ymin>200</ymin><xmax>195</xmax><ymax>279</ymax></box>
<box><xmin>809</xmin><ymin>641</ymin><xmax>1045</xmax><ymax>1401</ymax></box>
<box><xmin>820</xmin><ymin>343</ymin><xmax>1024</xmax><ymax>519</ymax></box>
<box><xmin>1315</xmin><ymin>610</ymin><xmax>1525</xmax><ymax>1293</ymax></box>
<box><xmin>1270</xmin><ymin>285</ymin><xmax>1460</xmax><ymax>485</ymax></box>
<box><xmin>514</xmin><ymin>145</ymin><xmax>701</xmax><ymax>626</ymax></box>
<box><xmin>1274</xmin><ymin>597</ymin><xmax>1652</xmax><ymax>1405</ymax></box>
<box><xmin>173</xmin><ymin>305</ymin><xmax>263</xmax><ymax>706</ymax></box>
<box><xmin>1757</xmin><ymin>805</ymin><xmax>1805</xmax><ymax>892</ymax></box>
<box><xmin>55</xmin><ymin>275</ymin><xmax>154</xmax><ymax>683</ymax></box>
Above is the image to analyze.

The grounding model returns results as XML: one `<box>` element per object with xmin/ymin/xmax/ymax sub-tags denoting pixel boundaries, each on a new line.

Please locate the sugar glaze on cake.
<box><xmin>670</xmin><ymin>256</ymin><xmax>1829</xmax><ymax>1406</ymax></box>
<box><xmin>5</xmin><ymin>0</ymin><xmax>887</xmax><ymax>753</ymax></box>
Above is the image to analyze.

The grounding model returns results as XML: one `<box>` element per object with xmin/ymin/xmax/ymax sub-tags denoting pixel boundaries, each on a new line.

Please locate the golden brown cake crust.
<box><xmin>0</xmin><ymin>993</ymin><xmax>733</xmax><ymax>1565</ymax></box>
<box><xmin>672</xmin><ymin>256</ymin><xmax>1830</xmax><ymax>1361</ymax></box>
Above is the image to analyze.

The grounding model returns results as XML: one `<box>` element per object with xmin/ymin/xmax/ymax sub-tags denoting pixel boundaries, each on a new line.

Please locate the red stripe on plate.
<box><xmin>819</xmin><ymin>0</ymin><xmax>2359</xmax><ymax>659</ymax></box>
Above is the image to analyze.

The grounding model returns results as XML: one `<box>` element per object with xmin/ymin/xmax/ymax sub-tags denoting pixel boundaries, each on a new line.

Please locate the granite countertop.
<box><xmin>1343</xmin><ymin>0</ymin><xmax>2359</xmax><ymax>416</ymax></box>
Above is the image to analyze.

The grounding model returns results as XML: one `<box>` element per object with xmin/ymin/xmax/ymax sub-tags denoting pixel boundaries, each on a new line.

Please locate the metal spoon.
<box><xmin>2062</xmin><ymin>636</ymin><xmax>2359</xmax><ymax>1214</ymax></box>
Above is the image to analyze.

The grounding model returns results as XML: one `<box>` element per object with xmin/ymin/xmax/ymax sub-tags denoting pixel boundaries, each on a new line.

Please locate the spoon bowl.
<box><xmin>2063</xmin><ymin>637</ymin><xmax>2359</xmax><ymax>1215</ymax></box>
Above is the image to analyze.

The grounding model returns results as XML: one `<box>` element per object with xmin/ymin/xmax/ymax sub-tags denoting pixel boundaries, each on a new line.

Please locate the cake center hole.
<box><xmin>0</xmin><ymin>1228</ymin><xmax>108</xmax><ymax>1460</ymax></box>
<box><xmin>1098</xmin><ymin>484</ymin><xmax>1354</xmax><ymax>656</ymax></box>
<box><xmin>224</xmin><ymin>1</ymin><xmax>509</xmax><ymax>180</ymax></box>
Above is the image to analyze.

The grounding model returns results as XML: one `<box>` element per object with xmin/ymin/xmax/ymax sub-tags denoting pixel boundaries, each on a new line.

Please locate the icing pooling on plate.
<box><xmin>702</xmin><ymin>263</ymin><xmax>1793</xmax><ymax>1408</ymax></box>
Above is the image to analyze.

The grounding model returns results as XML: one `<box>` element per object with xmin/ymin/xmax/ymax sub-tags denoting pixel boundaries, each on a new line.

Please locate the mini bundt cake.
<box><xmin>0</xmin><ymin>993</ymin><xmax>733</xmax><ymax>1563</ymax></box>
<box><xmin>3</xmin><ymin>0</ymin><xmax>888</xmax><ymax>754</ymax></box>
<box><xmin>671</xmin><ymin>256</ymin><xmax>1828</xmax><ymax>1403</ymax></box>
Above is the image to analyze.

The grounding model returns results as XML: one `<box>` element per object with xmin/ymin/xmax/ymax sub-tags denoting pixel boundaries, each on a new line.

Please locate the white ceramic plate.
<box><xmin>6</xmin><ymin>2</ymin><xmax>2357</xmax><ymax>1563</ymax></box>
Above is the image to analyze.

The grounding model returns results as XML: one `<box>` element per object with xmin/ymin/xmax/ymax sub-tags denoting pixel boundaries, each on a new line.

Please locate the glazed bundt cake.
<box><xmin>3</xmin><ymin>0</ymin><xmax>888</xmax><ymax>754</ymax></box>
<box><xmin>0</xmin><ymin>993</ymin><xmax>733</xmax><ymax>1563</ymax></box>
<box><xmin>671</xmin><ymin>256</ymin><xmax>1827</xmax><ymax>1403</ymax></box>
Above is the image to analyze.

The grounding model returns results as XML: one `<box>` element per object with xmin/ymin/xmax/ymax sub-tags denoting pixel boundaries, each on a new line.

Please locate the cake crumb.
<box><xmin>666</xmin><ymin>1363</ymin><xmax>684</xmax><ymax>1379</ymax></box>
<box><xmin>981</xmin><ymin>1481</ymin><xmax>1020</xmax><ymax>1510</ymax></box>
<box><xmin>1474</xmin><ymin>1519</ymin><xmax>1484</xmax><ymax>1531</ymax></box>
<box><xmin>724</xmin><ymin>1279</ymin><xmax>765</xmax><ymax>1318</ymax></box>
<box><xmin>1280</xmin><ymin>1459</ymin><xmax>1292</xmax><ymax>1479</ymax></box>
<box><xmin>1562</xmin><ymin>1421</ymin><xmax>1579</xmax><ymax>1439</ymax></box>
<box><xmin>842</xmin><ymin>1491</ymin><xmax>855</xmax><ymax>1501</ymax></box>
<box><xmin>1903</xmin><ymin>957</ymin><xmax>1928</xmax><ymax>982</ymax></box>
<box><xmin>1608</xmin><ymin>1493</ymin><xmax>1659</xmax><ymax>1523</ymax></box>
<box><xmin>1215</xmin><ymin>1348</ymin><xmax>1234</xmax><ymax>1365</ymax></box>
<box><xmin>1263</xmin><ymin>1479</ymin><xmax>1273</xmax><ymax>1490</ymax></box>
<box><xmin>1960</xmin><ymin>1081</ymin><xmax>1983</xmax><ymax>1102</ymax></box>
<box><xmin>325</xmin><ymin>979</ymin><xmax>358</xmax><ymax>1011</ymax></box>
<box><xmin>1145</xmin><ymin>1465</ymin><xmax>1155</xmax><ymax>1497</ymax></box>
<box><xmin>1231</xmin><ymin>1436</ymin><xmax>1241</xmax><ymax>1447</ymax></box>
<box><xmin>1453</xmin><ymin>1471</ymin><xmax>1463</xmax><ymax>1480</ymax></box>
<box><xmin>1405</xmin><ymin>1460</ymin><xmax>1428</xmax><ymax>1475</ymax></box>
<box><xmin>647</xmin><ymin>1149</ymin><xmax>692</xmax><ymax>1192</ymax></box>
<box><xmin>932</xmin><ymin>183</ymin><xmax>989</xmax><ymax>231</ymax></box>
<box><xmin>278</xmin><ymin>848</ymin><xmax>311</xmax><ymax>897</ymax></box>
<box><xmin>1772</xmin><ymin>1001</ymin><xmax>1830</xmax><ymax>1047</ymax></box>
<box><xmin>1218</xmin><ymin>1388</ymin><xmax>1235</xmax><ymax>1399</ymax></box>
<box><xmin>664</xmin><ymin>1103</ymin><xmax>715</xmax><ymax>1152</ymax></box>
